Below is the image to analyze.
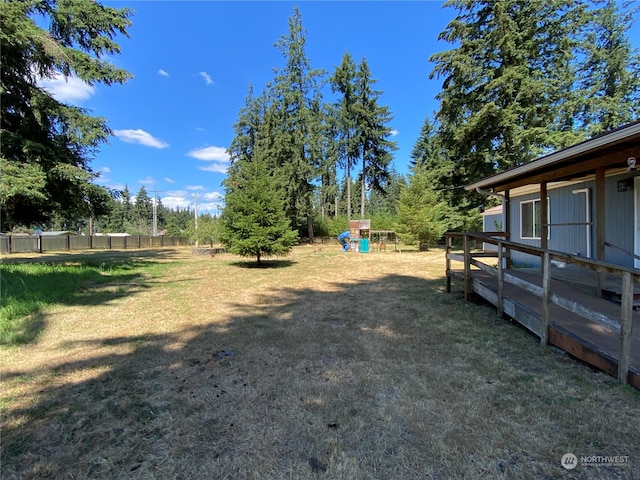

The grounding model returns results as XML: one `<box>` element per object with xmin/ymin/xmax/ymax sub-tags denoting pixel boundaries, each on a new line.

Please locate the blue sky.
<box><xmin>38</xmin><ymin>1</ymin><xmax>455</xmax><ymax>214</ymax></box>
<box><xmin>36</xmin><ymin>1</ymin><xmax>640</xmax><ymax>215</ymax></box>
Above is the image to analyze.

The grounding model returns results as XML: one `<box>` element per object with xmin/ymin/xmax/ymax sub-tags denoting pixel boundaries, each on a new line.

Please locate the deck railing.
<box><xmin>445</xmin><ymin>231</ymin><xmax>637</xmax><ymax>385</ymax></box>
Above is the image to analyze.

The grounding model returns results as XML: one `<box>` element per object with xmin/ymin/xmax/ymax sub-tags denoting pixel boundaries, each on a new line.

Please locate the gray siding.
<box><xmin>605</xmin><ymin>173</ymin><xmax>634</xmax><ymax>266</ymax></box>
<box><xmin>482</xmin><ymin>213</ymin><xmax>503</xmax><ymax>251</ymax></box>
<box><xmin>508</xmin><ymin>173</ymin><xmax>635</xmax><ymax>268</ymax></box>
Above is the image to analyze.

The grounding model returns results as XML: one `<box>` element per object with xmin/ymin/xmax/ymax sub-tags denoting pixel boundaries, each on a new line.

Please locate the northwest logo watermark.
<box><xmin>561</xmin><ymin>453</ymin><xmax>630</xmax><ymax>470</ymax></box>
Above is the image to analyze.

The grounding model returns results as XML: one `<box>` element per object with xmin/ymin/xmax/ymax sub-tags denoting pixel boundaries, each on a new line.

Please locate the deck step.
<box><xmin>601</xmin><ymin>289</ymin><xmax>640</xmax><ymax>309</ymax></box>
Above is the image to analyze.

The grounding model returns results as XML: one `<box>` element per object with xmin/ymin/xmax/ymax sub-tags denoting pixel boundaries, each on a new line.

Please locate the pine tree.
<box><xmin>396</xmin><ymin>165</ymin><xmax>467</xmax><ymax>250</ymax></box>
<box><xmin>268</xmin><ymin>7</ymin><xmax>325</xmax><ymax>240</ymax></box>
<box><xmin>578</xmin><ymin>0</ymin><xmax>640</xmax><ymax>134</ymax></box>
<box><xmin>330</xmin><ymin>52</ymin><xmax>359</xmax><ymax>220</ymax></box>
<box><xmin>127</xmin><ymin>185</ymin><xmax>152</xmax><ymax>234</ymax></box>
<box><xmin>353</xmin><ymin>58</ymin><xmax>397</xmax><ymax>218</ymax></box>
<box><xmin>220</xmin><ymin>154</ymin><xmax>298</xmax><ymax>264</ymax></box>
<box><xmin>428</xmin><ymin>0</ymin><xmax>587</xmax><ymax>213</ymax></box>
<box><xmin>0</xmin><ymin>0</ymin><xmax>132</xmax><ymax>230</ymax></box>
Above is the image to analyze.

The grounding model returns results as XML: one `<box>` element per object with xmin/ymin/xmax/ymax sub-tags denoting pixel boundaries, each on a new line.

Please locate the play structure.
<box><xmin>349</xmin><ymin>219</ymin><xmax>370</xmax><ymax>253</ymax></box>
<box><xmin>337</xmin><ymin>220</ymin><xmax>398</xmax><ymax>253</ymax></box>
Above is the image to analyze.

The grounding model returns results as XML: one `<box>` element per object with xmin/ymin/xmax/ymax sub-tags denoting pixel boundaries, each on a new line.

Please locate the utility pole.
<box><xmin>193</xmin><ymin>193</ymin><xmax>199</xmax><ymax>247</ymax></box>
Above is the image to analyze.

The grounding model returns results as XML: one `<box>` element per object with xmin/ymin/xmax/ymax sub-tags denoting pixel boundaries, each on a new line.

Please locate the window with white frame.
<box><xmin>520</xmin><ymin>199</ymin><xmax>549</xmax><ymax>240</ymax></box>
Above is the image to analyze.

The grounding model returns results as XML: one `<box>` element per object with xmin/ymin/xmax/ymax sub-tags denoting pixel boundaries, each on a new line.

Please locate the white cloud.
<box><xmin>164</xmin><ymin>177</ymin><xmax>175</xmax><ymax>184</ymax></box>
<box><xmin>158</xmin><ymin>69</ymin><xmax>169</xmax><ymax>77</ymax></box>
<box><xmin>198</xmin><ymin>71</ymin><xmax>214</xmax><ymax>86</ymax></box>
<box><xmin>159</xmin><ymin>189</ymin><xmax>224</xmax><ymax>213</ymax></box>
<box><xmin>186</xmin><ymin>185</ymin><xmax>206</xmax><ymax>191</ymax></box>
<box><xmin>161</xmin><ymin>195</ymin><xmax>191</xmax><ymax>210</ymax></box>
<box><xmin>38</xmin><ymin>73</ymin><xmax>95</xmax><ymax>103</ymax></box>
<box><xmin>201</xmin><ymin>191</ymin><xmax>224</xmax><ymax>201</ymax></box>
<box><xmin>198</xmin><ymin>163</ymin><xmax>229</xmax><ymax>174</ymax></box>
<box><xmin>188</xmin><ymin>145</ymin><xmax>230</xmax><ymax>174</ymax></box>
<box><xmin>114</xmin><ymin>129</ymin><xmax>169</xmax><ymax>149</ymax></box>
<box><xmin>390</xmin><ymin>129</ymin><xmax>399</xmax><ymax>136</ymax></box>
<box><xmin>139</xmin><ymin>176</ymin><xmax>156</xmax><ymax>186</ymax></box>
<box><xmin>99</xmin><ymin>166</ymin><xmax>112</xmax><ymax>174</ymax></box>
<box><xmin>188</xmin><ymin>146</ymin><xmax>229</xmax><ymax>162</ymax></box>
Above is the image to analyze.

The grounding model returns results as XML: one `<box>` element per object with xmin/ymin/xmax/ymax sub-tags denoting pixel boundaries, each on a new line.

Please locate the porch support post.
<box><xmin>497</xmin><ymin>241</ymin><xmax>504</xmax><ymax>318</ymax></box>
<box><xmin>618</xmin><ymin>271</ymin><xmax>633</xmax><ymax>384</ymax></box>
<box><xmin>463</xmin><ymin>234</ymin><xmax>471</xmax><ymax>301</ymax></box>
<box><xmin>595</xmin><ymin>167</ymin><xmax>606</xmax><ymax>295</ymax></box>
<box><xmin>445</xmin><ymin>235</ymin><xmax>452</xmax><ymax>293</ymax></box>
<box><xmin>504</xmin><ymin>191</ymin><xmax>511</xmax><ymax>268</ymax></box>
<box><xmin>540</xmin><ymin>252</ymin><xmax>551</xmax><ymax>345</ymax></box>
<box><xmin>540</xmin><ymin>182</ymin><xmax>548</xmax><ymax>251</ymax></box>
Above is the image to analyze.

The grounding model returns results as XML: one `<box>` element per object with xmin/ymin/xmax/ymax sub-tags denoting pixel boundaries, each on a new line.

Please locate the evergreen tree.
<box><xmin>220</xmin><ymin>154</ymin><xmax>298</xmax><ymax>264</ymax></box>
<box><xmin>367</xmin><ymin>167</ymin><xmax>405</xmax><ymax>216</ymax></box>
<box><xmin>0</xmin><ymin>0</ymin><xmax>132</xmax><ymax>230</ymax></box>
<box><xmin>330</xmin><ymin>52</ymin><xmax>359</xmax><ymax>220</ymax></box>
<box><xmin>353</xmin><ymin>57</ymin><xmax>397</xmax><ymax>218</ymax></box>
<box><xmin>227</xmin><ymin>84</ymin><xmax>265</xmax><ymax>174</ymax></box>
<box><xmin>429</xmin><ymin>0</ymin><xmax>584</xmax><ymax>189</ymax></box>
<box><xmin>578</xmin><ymin>0</ymin><xmax>640</xmax><ymax>134</ymax></box>
<box><xmin>131</xmin><ymin>185</ymin><xmax>152</xmax><ymax>234</ymax></box>
<box><xmin>317</xmin><ymin>103</ymin><xmax>341</xmax><ymax>219</ymax></box>
<box><xmin>396</xmin><ymin>165</ymin><xmax>467</xmax><ymax>249</ymax></box>
<box><xmin>268</xmin><ymin>7</ymin><xmax>325</xmax><ymax>240</ymax></box>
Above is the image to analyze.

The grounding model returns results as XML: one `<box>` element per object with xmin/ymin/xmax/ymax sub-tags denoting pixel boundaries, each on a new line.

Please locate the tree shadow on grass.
<box><xmin>2</xmin><ymin>269</ymin><xmax>638</xmax><ymax>479</ymax></box>
<box><xmin>0</xmin><ymin>249</ymin><xmax>183</xmax><ymax>345</ymax></box>
<box><xmin>230</xmin><ymin>259</ymin><xmax>297</xmax><ymax>269</ymax></box>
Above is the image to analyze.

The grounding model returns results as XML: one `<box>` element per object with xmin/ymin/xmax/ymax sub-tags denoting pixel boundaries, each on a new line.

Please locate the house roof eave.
<box><xmin>466</xmin><ymin>121</ymin><xmax>640</xmax><ymax>193</ymax></box>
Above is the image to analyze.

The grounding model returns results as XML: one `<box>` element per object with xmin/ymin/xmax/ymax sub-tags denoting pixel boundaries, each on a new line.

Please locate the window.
<box><xmin>520</xmin><ymin>199</ymin><xmax>549</xmax><ymax>240</ymax></box>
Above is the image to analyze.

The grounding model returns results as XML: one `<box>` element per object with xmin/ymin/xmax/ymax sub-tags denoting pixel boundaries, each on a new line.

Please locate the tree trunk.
<box><xmin>361</xmin><ymin>147</ymin><xmax>366</xmax><ymax>218</ymax></box>
<box><xmin>346</xmin><ymin>162</ymin><xmax>352</xmax><ymax>220</ymax></box>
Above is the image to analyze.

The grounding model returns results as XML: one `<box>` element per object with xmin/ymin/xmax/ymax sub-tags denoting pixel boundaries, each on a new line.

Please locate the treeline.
<box><xmin>223</xmin><ymin>7</ymin><xmax>400</xmax><ymax>244</ymax></box>
<box><xmin>222</xmin><ymin>1</ymin><xmax>639</xmax><ymax>248</ymax></box>
<box><xmin>2</xmin><ymin>1</ymin><xmax>638</xmax><ymax>249</ymax></box>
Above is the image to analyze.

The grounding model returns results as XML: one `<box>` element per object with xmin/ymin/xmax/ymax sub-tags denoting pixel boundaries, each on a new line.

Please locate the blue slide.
<box><xmin>337</xmin><ymin>231</ymin><xmax>350</xmax><ymax>252</ymax></box>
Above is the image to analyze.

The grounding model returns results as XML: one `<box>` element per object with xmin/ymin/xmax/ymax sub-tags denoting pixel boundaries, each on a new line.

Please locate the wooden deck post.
<box><xmin>445</xmin><ymin>235</ymin><xmax>452</xmax><ymax>293</ymax></box>
<box><xmin>541</xmin><ymin>252</ymin><xmax>551</xmax><ymax>345</ymax></box>
<box><xmin>595</xmin><ymin>167</ymin><xmax>606</xmax><ymax>295</ymax></box>
<box><xmin>463</xmin><ymin>234</ymin><xmax>471</xmax><ymax>301</ymax></box>
<box><xmin>540</xmin><ymin>182</ymin><xmax>548</xmax><ymax>251</ymax></box>
<box><xmin>618</xmin><ymin>271</ymin><xmax>633</xmax><ymax>384</ymax></box>
<box><xmin>497</xmin><ymin>240</ymin><xmax>504</xmax><ymax>318</ymax></box>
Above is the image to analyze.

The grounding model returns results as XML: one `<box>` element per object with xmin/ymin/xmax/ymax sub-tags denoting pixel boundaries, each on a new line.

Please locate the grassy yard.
<box><xmin>1</xmin><ymin>245</ymin><xmax>638</xmax><ymax>479</ymax></box>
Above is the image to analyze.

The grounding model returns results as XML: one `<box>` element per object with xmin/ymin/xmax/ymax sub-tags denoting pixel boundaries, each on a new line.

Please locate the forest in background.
<box><xmin>2</xmin><ymin>0</ymin><xmax>638</xmax><ymax>248</ymax></box>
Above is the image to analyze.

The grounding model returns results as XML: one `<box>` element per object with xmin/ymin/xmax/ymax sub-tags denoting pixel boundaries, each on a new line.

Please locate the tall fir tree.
<box><xmin>131</xmin><ymin>185</ymin><xmax>152</xmax><ymax>234</ymax></box>
<box><xmin>577</xmin><ymin>0</ymin><xmax>640</xmax><ymax>134</ymax></box>
<box><xmin>427</xmin><ymin>0</ymin><xmax>590</xmax><ymax>213</ymax></box>
<box><xmin>220</xmin><ymin>153</ymin><xmax>298</xmax><ymax>264</ymax></box>
<box><xmin>268</xmin><ymin>6</ymin><xmax>325</xmax><ymax>241</ymax></box>
<box><xmin>0</xmin><ymin>0</ymin><xmax>132</xmax><ymax>230</ymax></box>
<box><xmin>330</xmin><ymin>52</ymin><xmax>359</xmax><ymax>220</ymax></box>
<box><xmin>353</xmin><ymin>57</ymin><xmax>397</xmax><ymax>218</ymax></box>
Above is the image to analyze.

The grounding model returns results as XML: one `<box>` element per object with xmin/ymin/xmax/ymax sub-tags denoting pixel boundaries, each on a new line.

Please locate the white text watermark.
<box><xmin>561</xmin><ymin>453</ymin><xmax>630</xmax><ymax>470</ymax></box>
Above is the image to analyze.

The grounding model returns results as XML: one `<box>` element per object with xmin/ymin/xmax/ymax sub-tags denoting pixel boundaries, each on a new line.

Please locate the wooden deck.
<box><xmin>446</xmin><ymin>233</ymin><xmax>640</xmax><ymax>389</ymax></box>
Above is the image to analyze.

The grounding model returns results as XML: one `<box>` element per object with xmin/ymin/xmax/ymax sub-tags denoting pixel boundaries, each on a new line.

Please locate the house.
<box><xmin>39</xmin><ymin>231</ymin><xmax>78</xmax><ymax>236</ymax></box>
<box><xmin>467</xmin><ymin>120</ymin><xmax>640</xmax><ymax>269</ymax></box>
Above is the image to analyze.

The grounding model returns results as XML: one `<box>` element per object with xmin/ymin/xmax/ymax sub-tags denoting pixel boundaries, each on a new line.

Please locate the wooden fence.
<box><xmin>445</xmin><ymin>231</ymin><xmax>638</xmax><ymax>385</ymax></box>
<box><xmin>0</xmin><ymin>235</ymin><xmax>190</xmax><ymax>254</ymax></box>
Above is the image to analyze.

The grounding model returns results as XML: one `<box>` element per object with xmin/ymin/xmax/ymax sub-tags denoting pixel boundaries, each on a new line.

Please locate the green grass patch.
<box><xmin>0</xmin><ymin>260</ymin><xmax>148</xmax><ymax>345</ymax></box>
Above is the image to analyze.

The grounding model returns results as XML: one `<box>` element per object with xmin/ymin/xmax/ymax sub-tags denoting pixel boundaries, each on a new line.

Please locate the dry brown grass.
<box><xmin>1</xmin><ymin>245</ymin><xmax>639</xmax><ymax>479</ymax></box>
